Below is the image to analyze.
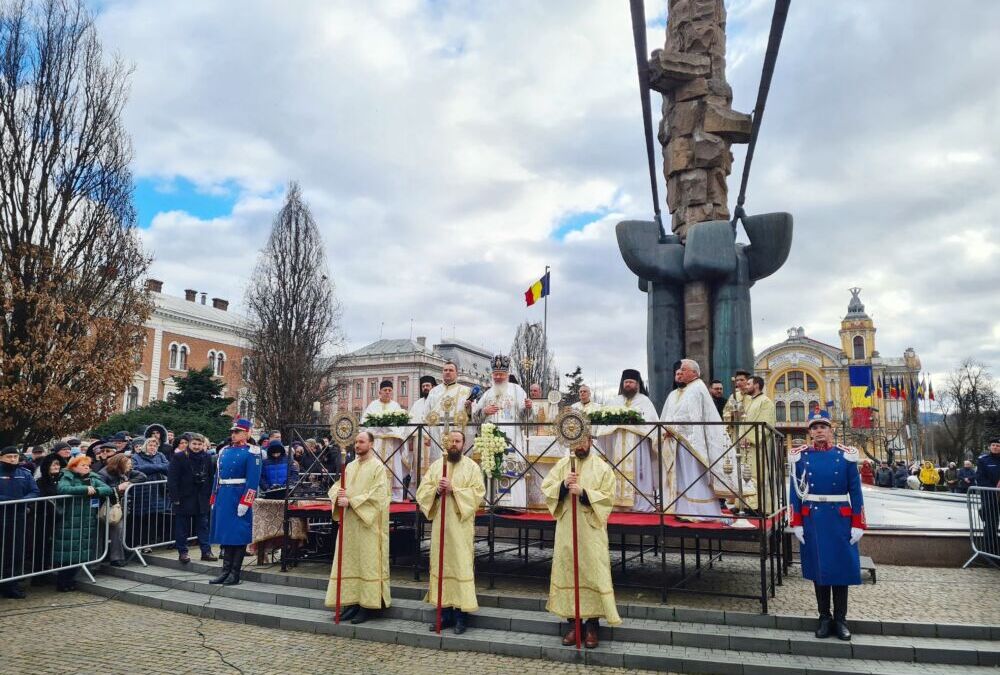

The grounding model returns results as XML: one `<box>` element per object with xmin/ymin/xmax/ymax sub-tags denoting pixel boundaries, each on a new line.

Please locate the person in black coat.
<box><xmin>1</xmin><ymin>446</ymin><xmax>40</xmax><ymax>598</ymax></box>
<box><xmin>167</xmin><ymin>433</ymin><xmax>218</xmax><ymax>563</ymax></box>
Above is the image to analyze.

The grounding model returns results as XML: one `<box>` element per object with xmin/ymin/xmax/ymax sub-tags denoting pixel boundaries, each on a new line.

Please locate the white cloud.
<box><xmin>96</xmin><ymin>0</ymin><xmax>1000</xmax><ymax>397</ymax></box>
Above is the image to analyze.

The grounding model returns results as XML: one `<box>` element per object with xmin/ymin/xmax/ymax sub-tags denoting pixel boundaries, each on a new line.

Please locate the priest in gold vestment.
<box><xmin>324</xmin><ymin>431</ymin><xmax>391</xmax><ymax>624</ymax></box>
<box><xmin>416</xmin><ymin>430</ymin><xmax>485</xmax><ymax>634</ymax></box>
<box><xmin>542</xmin><ymin>433</ymin><xmax>621</xmax><ymax>649</ymax></box>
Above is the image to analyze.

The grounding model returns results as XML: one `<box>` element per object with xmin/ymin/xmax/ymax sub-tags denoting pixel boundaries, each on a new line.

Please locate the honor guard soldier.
<box><xmin>788</xmin><ymin>410</ymin><xmax>865</xmax><ymax>641</ymax></box>
<box><xmin>208</xmin><ymin>418</ymin><xmax>262</xmax><ymax>586</ymax></box>
<box><xmin>976</xmin><ymin>438</ymin><xmax>1000</xmax><ymax>556</ymax></box>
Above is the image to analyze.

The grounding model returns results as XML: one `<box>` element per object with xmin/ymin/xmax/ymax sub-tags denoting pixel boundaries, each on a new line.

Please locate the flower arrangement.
<box><xmin>362</xmin><ymin>411</ymin><xmax>411</xmax><ymax>427</ymax></box>
<box><xmin>475</xmin><ymin>422</ymin><xmax>509</xmax><ymax>480</ymax></box>
<box><xmin>587</xmin><ymin>407</ymin><xmax>644</xmax><ymax>425</ymax></box>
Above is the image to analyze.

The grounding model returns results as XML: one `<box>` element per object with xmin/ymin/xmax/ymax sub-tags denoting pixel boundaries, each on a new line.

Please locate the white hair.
<box><xmin>680</xmin><ymin>359</ymin><xmax>701</xmax><ymax>376</ymax></box>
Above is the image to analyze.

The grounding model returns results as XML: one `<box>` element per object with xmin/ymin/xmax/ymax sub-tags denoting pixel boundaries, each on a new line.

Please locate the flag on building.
<box><xmin>917</xmin><ymin>377</ymin><xmax>925</xmax><ymax>400</ymax></box>
<box><xmin>928</xmin><ymin>379</ymin><xmax>935</xmax><ymax>401</ymax></box>
<box><xmin>889</xmin><ymin>376</ymin><xmax>898</xmax><ymax>399</ymax></box>
<box><xmin>876</xmin><ymin>374</ymin><xmax>883</xmax><ymax>399</ymax></box>
<box><xmin>524</xmin><ymin>271</ymin><xmax>550</xmax><ymax>307</ymax></box>
<box><xmin>848</xmin><ymin>365</ymin><xmax>873</xmax><ymax>428</ymax></box>
<box><xmin>909</xmin><ymin>378</ymin><xmax>917</xmax><ymax>402</ymax></box>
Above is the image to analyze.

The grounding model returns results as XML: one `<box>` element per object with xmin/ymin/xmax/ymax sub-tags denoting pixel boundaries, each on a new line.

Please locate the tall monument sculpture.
<box><xmin>617</xmin><ymin>0</ymin><xmax>792</xmax><ymax>410</ymax></box>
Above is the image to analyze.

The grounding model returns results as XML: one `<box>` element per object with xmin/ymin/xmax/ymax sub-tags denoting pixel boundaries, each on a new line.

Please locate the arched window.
<box><xmin>790</xmin><ymin>401</ymin><xmax>806</xmax><ymax>422</ymax></box>
<box><xmin>774</xmin><ymin>375</ymin><xmax>786</xmax><ymax>393</ymax></box>
<box><xmin>168</xmin><ymin>343</ymin><xmax>179</xmax><ymax>370</ymax></box>
<box><xmin>208</xmin><ymin>351</ymin><xmax>216</xmax><ymax>373</ymax></box>
<box><xmin>178</xmin><ymin>345</ymin><xmax>188</xmax><ymax>370</ymax></box>
<box><xmin>215</xmin><ymin>352</ymin><xmax>226</xmax><ymax>376</ymax></box>
<box><xmin>853</xmin><ymin>336</ymin><xmax>865</xmax><ymax>360</ymax></box>
<box><xmin>775</xmin><ymin>401</ymin><xmax>786</xmax><ymax>422</ymax></box>
<box><xmin>126</xmin><ymin>386</ymin><xmax>139</xmax><ymax>411</ymax></box>
<box><xmin>239</xmin><ymin>399</ymin><xmax>248</xmax><ymax>418</ymax></box>
<box><xmin>241</xmin><ymin>356</ymin><xmax>252</xmax><ymax>382</ymax></box>
<box><xmin>787</xmin><ymin>371</ymin><xmax>804</xmax><ymax>391</ymax></box>
<box><xmin>806</xmin><ymin>374</ymin><xmax>818</xmax><ymax>391</ymax></box>
<box><xmin>400</xmin><ymin>378</ymin><xmax>408</xmax><ymax>398</ymax></box>
<box><xmin>809</xmin><ymin>400</ymin><xmax>820</xmax><ymax>414</ymax></box>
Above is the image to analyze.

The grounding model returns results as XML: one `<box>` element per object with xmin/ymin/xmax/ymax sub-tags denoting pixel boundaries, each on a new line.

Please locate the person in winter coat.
<box><xmin>918</xmin><ymin>461</ymin><xmax>940</xmax><ymax>491</ymax></box>
<box><xmin>892</xmin><ymin>463</ymin><xmax>909</xmax><ymax>489</ymax></box>
<box><xmin>144</xmin><ymin>424</ymin><xmax>172</xmax><ymax>458</ymax></box>
<box><xmin>260</xmin><ymin>440</ymin><xmax>299</xmax><ymax>496</ymax></box>
<box><xmin>54</xmin><ymin>456</ymin><xmax>113</xmax><ymax>591</ymax></box>
<box><xmin>167</xmin><ymin>434</ymin><xmax>218</xmax><ymax>563</ymax></box>
<box><xmin>943</xmin><ymin>462</ymin><xmax>959</xmax><ymax>493</ymax></box>
<box><xmin>97</xmin><ymin>454</ymin><xmax>147</xmax><ymax>567</ymax></box>
<box><xmin>957</xmin><ymin>460</ymin><xmax>976</xmax><ymax>494</ymax></box>
<box><xmin>859</xmin><ymin>460</ymin><xmax>875</xmax><ymax>486</ymax></box>
<box><xmin>130</xmin><ymin>437</ymin><xmax>171</xmax><ymax>549</ymax></box>
<box><xmin>31</xmin><ymin>454</ymin><xmax>65</xmax><ymax>580</ymax></box>
<box><xmin>1</xmin><ymin>447</ymin><xmax>40</xmax><ymax>598</ymax></box>
<box><xmin>874</xmin><ymin>462</ymin><xmax>894</xmax><ymax>488</ymax></box>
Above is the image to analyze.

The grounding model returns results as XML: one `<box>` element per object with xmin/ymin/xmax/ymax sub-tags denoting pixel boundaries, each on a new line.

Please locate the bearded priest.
<box><xmin>415</xmin><ymin>429</ymin><xmax>485</xmax><ymax>634</ymax></box>
<box><xmin>659</xmin><ymin>359</ymin><xmax>737</xmax><ymax>521</ymax></box>
<box><xmin>473</xmin><ymin>355</ymin><xmax>533</xmax><ymax>452</ymax></box>
<box><xmin>363</xmin><ymin>380</ymin><xmax>407</xmax><ymax>502</ymax></box>
<box><xmin>604</xmin><ymin>369</ymin><xmax>659</xmax><ymax>512</ymax></box>
<box><xmin>542</xmin><ymin>431</ymin><xmax>621</xmax><ymax>649</ymax></box>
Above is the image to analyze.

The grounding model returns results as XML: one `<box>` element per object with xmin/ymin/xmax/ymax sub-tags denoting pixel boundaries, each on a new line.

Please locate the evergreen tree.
<box><xmin>563</xmin><ymin>366</ymin><xmax>584</xmax><ymax>405</ymax></box>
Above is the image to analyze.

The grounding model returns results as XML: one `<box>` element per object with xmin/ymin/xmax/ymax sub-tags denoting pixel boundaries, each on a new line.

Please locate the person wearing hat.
<box><xmin>363</xmin><ymin>380</ymin><xmax>408</xmax><ymax>502</ymax></box>
<box><xmin>604</xmin><ymin>368</ymin><xmax>659</xmax><ymax>513</ymax></box>
<box><xmin>0</xmin><ymin>446</ymin><xmax>39</xmax><ymax>598</ymax></box>
<box><xmin>54</xmin><ymin>455</ymin><xmax>113</xmax><ymax>591</ymax></box>
<box><xmin>49</xmin><ymin>441</ymin><xmax>73</xmax><ymax>464</ymax></box>
<box><xmin>208</xmin><ymin>418</ymin><xmax>261</xmax><ymax>585</ymax></box>
<box><xmin>976</xmin><ymin>438</ymin><xmax>1000</xmax><ymax>556</ymax></box>
<box><xmin>541</xmin><ymin>429</ymin><xmax>621</xmax><ymax>648</ymax></box>
<box><xmin>788</xmin><ymin>410</ymin><xmax>866</xmax><ymax>641</ymax></box>
<box><xmin>168</xmin><ymin>433</ymin><xmax>218</xmax><ymax>564</ymax></box>
<box><xmin>261</xmin><ymin>440</ymin><xmax>299</xmax><ymax>497</ymax></box>
<box><xmin>473</xmin><ymin>354</ymin><xmax>532</xmax><ymax>455</ymax></box>
<box><xmin>409</xmin><ymin>375</ymin><xmax>438</xmax><ymax>424</ymax></box>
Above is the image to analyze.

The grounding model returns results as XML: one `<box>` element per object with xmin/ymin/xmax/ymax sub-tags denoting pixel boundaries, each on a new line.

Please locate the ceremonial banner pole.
<box><xmin>334</xmin><ymin>463</ymin><xmax>347</xmax><ymax>624</ymax></box>
<box><xmin>435</xmin><ymin>460</ymin><xmax>448</xmax><ymax>634</ymax></box>
<box><xmin>570</xmin><ymin>455</ymin><xmax>581</xmax><ymax>650</ymax></box>
<box><xmin>543</xmin><ymin>264</ymin><xmax>550</xmax><ymax>391</ymax></box>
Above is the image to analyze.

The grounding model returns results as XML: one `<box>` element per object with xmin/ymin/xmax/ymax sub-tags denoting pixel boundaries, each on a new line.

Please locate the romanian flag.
<box><xmin>849</xmin><ymin>365</ymin><xmax>873</xmax><ymax>428</ymax></box>
<box><xmin>524</xmin><ymin>271</ymin><xmax>550</xmax><ymax>307</ymax></box>
<box><xmin>876</xmin><ymin>374</ymin><xmax>883</xmax><ymax>399</ymax></box>
<box><xmin>901</xmin><ymin>378</ymin><xmax>907</xmax><ymax>400</ymax></box>
<box><xmin>889</xmin><ymin>377</ymin><xmax>898</xmax><ymax>399</ymax></box>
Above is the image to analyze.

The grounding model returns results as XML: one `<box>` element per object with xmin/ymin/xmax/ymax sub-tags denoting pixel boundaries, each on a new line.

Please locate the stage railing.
<box><xmin>121</xmin><ymin>480</ymin><xmax>184</xmax><ymax>566</ymax></box>
<box><xmin>0</xmin><ymin>493</ymin><xmax>110</xmax><ymax>585</ymax></box>
<box><xmin>964</xmin><ymin>486</ymin><xmax>1000</xmax><ymax>569</ymax></box>
<box><xmin>275</xmin><ymin>417</ymin><xmax>786</xmax><ymax>611</ymax></box>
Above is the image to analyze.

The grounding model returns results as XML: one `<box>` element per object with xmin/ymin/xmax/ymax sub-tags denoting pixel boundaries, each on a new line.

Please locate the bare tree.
<box><xmin>509</xmin><ymin>321</ymin><xmax>556</xmax><ymax>394</ymax></box>
<box><xmin>244</xmin><ymin>182</ymin><xmax>342</xmax><ymax>431</ymax></box>
<box><xmin>940</xmin><ymin>358</ymin><xmax>999</xmax><ymax>459</ymax></box>
<box><xmin>0</xmin><ymin>0</ymin><xmax>151</xmax><ymax>447</ymax></box>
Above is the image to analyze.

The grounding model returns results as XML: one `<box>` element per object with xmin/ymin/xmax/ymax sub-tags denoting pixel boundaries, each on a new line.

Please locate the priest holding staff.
<box><xmin>416</xmin><ymin>429</ymin><xmax>485</xmax><ymax>634</ymax></box>
<box><xmin>542</xmin><ymin>425</ymin><xmax>621</xmax><ymax>649</ymax></box>
<box><xmin>324</xmin><ymin>431</ymin><xmax>391</xmax><ymax>625</ymax></box>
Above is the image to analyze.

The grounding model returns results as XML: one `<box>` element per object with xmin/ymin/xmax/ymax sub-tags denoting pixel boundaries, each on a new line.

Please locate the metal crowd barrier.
<box><xmin>121</xmin><ymin>480</ymin><xmax>187</xmax><ymax>566</ymax></box>
<box><xmin>964</xmin><ymin>486</ymin><xmax>1000</xmax><ymax>568</ymax></box>
<box><xmin>0</xmin><ymin>493</ymin><xmax>110</xmax><ymax>585</ymax></box>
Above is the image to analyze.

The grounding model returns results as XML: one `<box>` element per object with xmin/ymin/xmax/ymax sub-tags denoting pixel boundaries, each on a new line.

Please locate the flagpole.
<box><xmin>543</xmin><ymin>265</ymin><xmax>550</xmax><ymax>392</ymax></box>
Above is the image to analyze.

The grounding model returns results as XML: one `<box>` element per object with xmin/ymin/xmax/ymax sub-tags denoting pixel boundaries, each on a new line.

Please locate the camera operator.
<box><xmin>167</xmin><ymin>433</ymin><xmax>218</xmax><ymax>563</ymax></box>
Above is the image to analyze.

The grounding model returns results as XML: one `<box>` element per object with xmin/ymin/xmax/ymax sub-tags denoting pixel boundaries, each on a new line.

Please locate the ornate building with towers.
<box><xmin>754</xmin><ymin>289</ymin><xmax>922</xmax><ymax>462</ymax></box>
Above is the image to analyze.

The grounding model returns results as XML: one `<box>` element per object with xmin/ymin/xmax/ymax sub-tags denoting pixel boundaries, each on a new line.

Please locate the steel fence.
<box><xmin>0</xmin><ymin>493</ymin><xmax>110</xmax><ymax>585</ymax></box>
<box><xmin>964</xmin><ymin>486</ymin><xmax>1000</xmax><ymax>568</ymax></box>
<box><xmin>121</xmin><ymin>480</ymin><xmax>195</xmax><ymax>566</ymax></box>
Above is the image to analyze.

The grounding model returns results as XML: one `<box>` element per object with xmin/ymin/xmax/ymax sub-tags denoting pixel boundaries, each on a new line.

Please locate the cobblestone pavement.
<box><xmin>0</xmin><ymin>585</ymin><xmax>665</xmax><ymax>675</ymax></box>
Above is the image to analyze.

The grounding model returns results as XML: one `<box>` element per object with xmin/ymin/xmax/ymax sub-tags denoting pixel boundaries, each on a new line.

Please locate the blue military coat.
<box><xmin>788</xmin><ymin>443</ymin><xmax>866</xmax><ymax>586</ymax></box>
<box><xmin>209</xmin><ymin>444</ymin><xmax>262</xmax><ymax>546</ymax></box>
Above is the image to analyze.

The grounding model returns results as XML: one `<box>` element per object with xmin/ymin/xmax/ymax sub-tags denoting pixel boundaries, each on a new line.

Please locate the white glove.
<box><xmin>849</xmin><ymin>527</ymin><xmax>864</xmax><ymax>545</ymax></box>
<box><xmin>237</xmin><ymin>504</ymin><xmax>249</xmax><ymax>517</ymax></box>
<box><xmin>791</xmin><ymin>525</ymin><xmax>804</xmax><ymax>545</ymax></box>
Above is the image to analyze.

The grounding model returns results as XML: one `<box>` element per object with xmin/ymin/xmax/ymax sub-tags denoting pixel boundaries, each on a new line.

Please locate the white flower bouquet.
<box><xmin>475</xmin><ymin>422</ymin><xmax>509</xmax><ymax>480</ymax></box>
<box><xmin>587</xmin><ymin>406</ymin><xmax>643</xmax><ymax>425</ymax></box>
<box><xmin>362</xmin><ymin>411</ymin><xmax>411</xmax><ymax>427</ymax></box>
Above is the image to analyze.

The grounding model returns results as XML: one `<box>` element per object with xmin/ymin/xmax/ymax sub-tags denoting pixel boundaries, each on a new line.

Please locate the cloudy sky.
<box><xmin>94</xmin><ymin>0</ymin><xmax>1000</xmax><ymax>398</ymax></box>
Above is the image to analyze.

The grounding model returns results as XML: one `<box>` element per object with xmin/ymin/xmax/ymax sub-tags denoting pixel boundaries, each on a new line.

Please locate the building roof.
<box><xmin>152</xmin><ymin>292</ymin><xmax>248</xmax><ymax>334</ymax></box>
<box><xmin>347</xmin><ymin>339</ymin><xmax>433</xmax><ymax>357</ymax></box>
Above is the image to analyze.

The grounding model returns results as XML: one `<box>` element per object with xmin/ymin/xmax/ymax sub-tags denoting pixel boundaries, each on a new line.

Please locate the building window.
<box><xmin>241</xmin><ymin>356</ymin><xmax>252</xmax><ymax>382</ymax></box>
<box><xmin>774</xmin><ymin>376</ymin><xmax>785</xmax><ymax>394</ymax></box>
<box><xmin>208</xmin><ymin>351</ymin><xmax>216</xmax><ymax>373</ymax></box>
<box><xmin>787</xmin><ymin>371</ymin><xmax>804</xmax><ymax>391</ymax></box>
<box><xmin>775</xmin><ymin>402</ymin><xmax>786</xmax><ymax>422</ymax></box>
<box><xmin>809</xmin><ymin>400</ymin><xmax>820</xmax><ymax>414</ymax></box>
<box><xmin>400</xmin><ymin>378</ymin><xmax>408</xmax><ymax>398</ymax></box>
<box><xmin>215</xmin><ymin>352</ymin><xmax>226</xmax><ymax>376</ymax></box>
<box><xmin>354</xmin><ymin>381</ymin><xmax>362</xmax><ymax>399</ymax></box>
<box><xmin>806</xmin><ymin>374</ymin><xmax>818</xmax><ymax>391</ymax></box>
<box><xmin>178</xmin><ymin>345</ymin><xmax>188</xmax><ymax>370</ymax></box>
<box><xmin>126</xmin><ymin>386</ymin><xmax>139</xmax><ymax>411</ymax></box>
<box><xmin>169</xmin><ymin>343</ymin><xmax>179</xmax><ymax>370</ymax></box>
<box><xmin>369</xmin><ymin>380</ymin><xmax>377</xmax><ymax>399</ymax></box>
<box><xmin>238</xmin><ymin>399</ymin><xmax>255</xmax><ymax>420</ymax></box>
<box><xmin>790</xmin><ymin>401</ymin><xmax>805</xmax><ymax>422</ymax></box>
<box><xmin>853</xmin><ymin>336</ymin><xmax>865</xmax><ymax>360</ymax></box>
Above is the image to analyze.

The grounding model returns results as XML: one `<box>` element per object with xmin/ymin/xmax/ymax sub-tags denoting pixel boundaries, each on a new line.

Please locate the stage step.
<box><xmin>78</xmin><ymin>561</ymin><xmax>1000</xmax><ymax>673</ymax></box>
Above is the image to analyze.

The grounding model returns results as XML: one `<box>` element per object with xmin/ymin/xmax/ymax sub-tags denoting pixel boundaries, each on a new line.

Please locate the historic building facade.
<box><xmin>332</xmin><ymin>337</ymin><xmax>493</xmax><ymax>415</ymax></box>
<box><xmin>117</xmin><ymin>280</ymin><xmax>251</xmax><ymax>420</ymax></box>
<box><xmin>754</xmin><ymin>289</ymin><xmax>921</xmax><ymax>462</ymax></box>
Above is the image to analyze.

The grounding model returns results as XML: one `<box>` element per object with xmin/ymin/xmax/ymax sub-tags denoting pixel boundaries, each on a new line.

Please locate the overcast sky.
<box><xmin>95</xmin><ymin>0</ymin><xmax>1000</xmax><ymax>399</ymax></box>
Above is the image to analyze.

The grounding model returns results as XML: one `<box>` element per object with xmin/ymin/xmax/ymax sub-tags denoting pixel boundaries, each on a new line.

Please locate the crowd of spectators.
<box><xmin>0</xmin><ymin>425</ymin><xmax>337</xmax><ymax>600</ymax></box>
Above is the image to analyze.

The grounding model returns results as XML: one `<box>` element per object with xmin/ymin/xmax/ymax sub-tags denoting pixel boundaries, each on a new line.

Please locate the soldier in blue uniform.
<box><xmin>976</xmin><ymin>438</ymin><xmax>1000</xmax><ymax>556</ymax></box>
<box><xmin>788</xmin><ymin>410</ymin><xmax>866</xmax><ymax>641</ymax></box>
<box><xmin>208</xmin><ymin>418</ymin><xmax>262</xmax><ymax>586</ymax></box>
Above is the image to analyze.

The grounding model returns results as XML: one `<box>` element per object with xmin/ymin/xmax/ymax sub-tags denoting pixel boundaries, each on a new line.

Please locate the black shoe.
<box><xmin>222</xmin><ymin>548</ymin><xmax>246</xmax><ymax>585</ymax></box>
<box><xmin>429</xmin><ymin>609</ymin><xmax>455</xmax><ymax>632</ymax></box>
<box><xmin>815</xmin><ymin>616</ymin><xmax>832</xmax><ymax>639</ymax></box>
<box><xmin>339</xmin><ymin>604</ymin><xmax>359</xmax><ymax>622</ymax></box>
<box><xmin>201</xmin><ymin>552</ymin><xmax>218</xmax><ymax>562</ymax></box>
<box><xmin>453</xmin><ymin>611</ymin><xmax>467</xmax><ymax>635</ymax></box>
<box><xmin>350</xmin><ymin>607</ymin><xmax>370</xmax><ymax>625</ymax></box>
<box><xmin>110</xmin><ymin>560</ymin><xmax>127</xmax><ymax>568</ymax></box>
<box><xmin>209</xmin><ymin>548</ymin><xmax>233</xmax><ymax>584</ymax></box>
<box><xmin>833</xmin><ymin>620</ymin><xmax>851</xmax><ymax>641</ymax></box>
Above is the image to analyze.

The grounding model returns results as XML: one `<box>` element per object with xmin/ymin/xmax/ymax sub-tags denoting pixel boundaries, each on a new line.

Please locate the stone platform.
<box><xmin>78</xmin><ymin>554</ymin><xmax>1000</xmax><ymax>674</ymax></box>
